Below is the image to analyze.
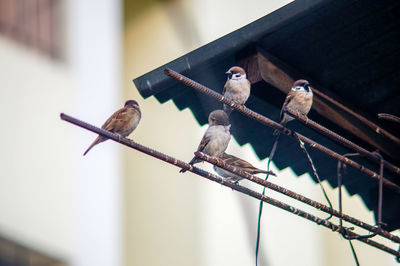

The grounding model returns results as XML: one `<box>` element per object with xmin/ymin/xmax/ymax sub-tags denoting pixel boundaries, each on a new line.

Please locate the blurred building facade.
<box><xmin>0</xmin><ymin>0</ymin><xmax>122</xmax><ymax>265</ymax></box>
<box><xmin>0</xmin><ymin>0</ymin><xmax>398</xmax><ymax>265</ymax></box>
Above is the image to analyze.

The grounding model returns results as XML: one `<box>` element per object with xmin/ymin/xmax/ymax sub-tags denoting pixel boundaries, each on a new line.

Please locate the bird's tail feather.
<box><xmin>273</xmin><ymin>119</ymin><xmax>288</xmax><ymax>136</ymax></box>
<box><xmin>256</xmin><ymin>169</ymin><xmax>277</xmax><ymax>176</ymax></box>
<box><xmin>223</xmin><ymin>104</ymin><xmax>233</xmax><ymax>116</ymax></box>
<box><xmin>83</xmin><ymin>136</ymin><xmax>106</xmax><ymax>156</ymax></box>
<box><xmin>179</xmin><ymin>157</ymin><xmax>202</xmax><ymax>173</ymax></box>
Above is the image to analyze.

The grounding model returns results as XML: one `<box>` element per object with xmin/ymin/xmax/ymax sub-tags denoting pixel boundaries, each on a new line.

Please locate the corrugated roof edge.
<box><xmin>132</xmin><ymin>0</ymin><xmax>329</xmax><ymax>99</ymax></box>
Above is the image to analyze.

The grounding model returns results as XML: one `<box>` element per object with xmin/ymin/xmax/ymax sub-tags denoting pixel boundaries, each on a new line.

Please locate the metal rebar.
<box><xmin>377</xmin><ymin>153</ymin><xmax>385</xmax><ymax>225</ymax></box>
<box><xmin>164</xmin><ymin>68</ymin><xmax>400</xmax><ymax>194</ymax></box>
<box><xmin>311</xmin><ymin>89</ymin><xmax>400</xmax><ymax>145</ymax></box>
<box><xmin>338</xmin><ymin>153</ymin><xmax>361</xmax><ymax>238</ymax></box>
<box><xmin>378</xmin><ymin>113</ymin><xmax>400</xmax><ymax>124</ymax></box>
<box><xmin>338</xmin><ymin>153</ymin><xmax>383</xmax><ymax>241</ymax></box>
<box><xmin>60</xmin><ymin>112</ymin><xmax>400</xmax><ymax>258</ymax></box>
<box><xmin>284</xmin><ymin>108</ymin><xmax>400</xmax><ymax>176</ymax></box>
<box><xmin>195</xmin><ymin>151</ymin><xmax>400</xmax><ymax>244</ymax></box>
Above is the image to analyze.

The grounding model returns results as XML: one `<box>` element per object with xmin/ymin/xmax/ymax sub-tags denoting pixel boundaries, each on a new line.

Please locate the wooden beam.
<box><xmin>237</xmin><ymin>49</ymin><xmax>399</xmax><ymax>160</ymax></box>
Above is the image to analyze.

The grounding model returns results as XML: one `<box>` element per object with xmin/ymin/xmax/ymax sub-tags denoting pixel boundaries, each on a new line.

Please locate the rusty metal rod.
<box><xmin>60</xmin><ymin>113</ymin><xmax>400</xmax><ymax>258</ymax></box>
<box><xmin>164</xmin><ymin>68</ymin><xmax>400</xmax><ymax>194</ymax></box>
<box><xmin>284</xmin><ymin>108</ymin><xmax>400</xmax><ymax>176</ymax></box>
<box><xmin>378</xmin><ymin>113</ymin><xmax>400</xmax><ymax>124</ymax></box>
<box><xmin>195</xmin><ymin>151</ymin><xmax>400</xmax><ymax>244</ymax></box>
<box><xmin>338</xmin><ymin>153</ymin><xmax>385</xmax><ymax>241</ymax></box>
<box><xmin>311</xmin><ymin>89</ymin><xmax>400</xmax><ymax>145</ymax></box>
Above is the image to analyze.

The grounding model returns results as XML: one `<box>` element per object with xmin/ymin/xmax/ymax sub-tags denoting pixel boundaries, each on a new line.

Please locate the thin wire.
<box><xmin>294</xmin><ymin>132</ymin><xmax>333</xmax><ymax>220</ymax></box>
<box><xmin>255</xmin><ymin>135</ymin><xmax>278</xmax><ymax>266</ymax></box>
<box><xmin>348</xmin><ymin>240</ymin><xmax>361</xmax><ymax>266</ymax></box>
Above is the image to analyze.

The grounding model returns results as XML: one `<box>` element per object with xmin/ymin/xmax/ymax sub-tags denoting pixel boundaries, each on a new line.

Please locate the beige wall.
<box><xmin>124</xmin><ymin>1</ymin><xmax>399</xmax><ymax>266</ymax></box>
<box><xmin>0</xmin><ymin>37</ymin><xmax>73</xmax><ymax>260</ymax></box>
<box><xmin>0</xmin><ymin>1</ymin><xmax>123</xmax><ymax>265</ymax></box>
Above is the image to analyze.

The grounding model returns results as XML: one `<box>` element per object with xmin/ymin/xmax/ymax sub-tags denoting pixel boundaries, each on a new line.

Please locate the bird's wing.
<box><xmin>197</xmin><ymin>134</ymin><xmax>211</xmax><ymax>152</ymax></box>
<box><xmin>280</xmin><ymin>93</ymin><xmax>293</xmax><ymax>120</ymax></box>
<box><xmin>222</xmin><ymin>80</ymin><xmax>229</xmax><ymax>95</ymax></box>
<box><xmin>222</xmin><ymin>153</ymin><xmax>273</xmax><ymax>176</ymax></box>
<box><xmin>225</xmin><ymin>154</ymin><xmax>259</xmax><ymax>171</ymax></box>
<box><xmin>102</xmin><ymin>107</ymin><xmax>128</xmax><ymax>131</ymax></box>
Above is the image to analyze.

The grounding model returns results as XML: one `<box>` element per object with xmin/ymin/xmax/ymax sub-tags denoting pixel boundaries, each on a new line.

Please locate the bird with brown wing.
<box><xmin>83</xmin><ymin>100</ymin><xmax>141</xmax><ymax>156</ymax></box>
<box><xmin>180</xmin><ymin>110</ymin><xmax>231</xmax><ymax>173</ymax></box>
<box><xmin>214</xmin><ymin>153</ymin><xmax>276</xmax><ymax>183</ymax></box>
<box><xmin>273</xmin><ymin>79</ymin><xmax>313</xmax><ymax>135</ymax></box>
<box><xmin>222</xmin><ymin>66</ymin><xmax>251</xmax><ymax>116</ymax></box>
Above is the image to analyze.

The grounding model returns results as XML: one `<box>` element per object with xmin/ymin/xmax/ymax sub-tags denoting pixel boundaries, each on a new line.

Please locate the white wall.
<box><xmin>0</xmin><ymin>37</ymin><xmax>73</xmax><ymax>260</ymax></box>
<box><xmin>67</xmin><ymin>0</ymin><xmax>123</xmax><ymax>266</ymax></box>
<box><xmin>0</xmin><ymin>0</ymin><xmax>123</xmax><ymax>265</ymax></box>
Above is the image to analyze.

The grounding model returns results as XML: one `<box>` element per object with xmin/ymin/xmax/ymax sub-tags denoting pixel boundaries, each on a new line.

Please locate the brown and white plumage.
<box><xmin>180</xmin><ymin>110</ymin><xmax>231</xmax><ymax>173</ymax></box>
<box><xmin>83</xmin><ymin>100</ymin><xmax>141</xmax><ymax>156</ymax></box>
<box><xmin>214</xmin><ymin>153</ymin><xmax>276</xmax><ymax>183</ymax></box>
<box><xmin>273</xmin><ymin>79</ymin><xmax>313</xmax><ymax>135</ymax></box>
<box><xmin>222</xmin><ymin>66</ymin><xmax>251</xmax><ymax>115</ymax></box>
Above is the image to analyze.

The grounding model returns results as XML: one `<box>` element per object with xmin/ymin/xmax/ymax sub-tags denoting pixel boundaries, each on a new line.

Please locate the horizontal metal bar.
<box><xmin>60</xmin><ymin>112</ymin><xmax>400</xmax><ymax>258</ymax></box>
<box><xmin>378</xmin><ymin>113</ymin><xmax>400</xmax><ymax>124</ymax></box>
<box><xmin>284</xmin><ymin>108</ymin><xmax>400</xmax><ymax>176</ymax></box>
<box><xmin>163</xmin><ymin>68</ymin><xmax>400</xmax><ymax>194</ymax></box>
<box><xmin>195</xmin><ymin>151</ymin><xmax>400</xmax><ymax>244</ymax></box>
<box><xmin>312</xmin><ymin>89</ymin><xmax>400</xmax><ymax>145</ymax></box>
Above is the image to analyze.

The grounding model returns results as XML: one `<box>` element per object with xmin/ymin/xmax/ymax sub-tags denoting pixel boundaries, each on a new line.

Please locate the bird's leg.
<box><xmin>116</xmin><ymin>134</ymin><xmax>122</xmax><ymax>142</ymax></box>
<box><xmin>225</xmin><ymin>176</ymin><xmax>237</xmax><ymax>190</ymax></box>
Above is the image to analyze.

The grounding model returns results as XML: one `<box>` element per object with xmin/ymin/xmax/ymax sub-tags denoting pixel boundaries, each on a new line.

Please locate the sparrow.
<box><xmin>213</xmin><ymin>153</ymin><xmax>276</xmax><ymax>183</ymax></box>
<box><xmin>222</xmin><ymin>66</ymin><xmax>251</xmax><ymax>115</ymax></box>
<box><xmin>83</xmin><ymin>100</ymin><xmax>141</xmax><ymax>156</ymax></box>
<box><xmin>180</xmin><ymin>110</ymin><xmax>231</xmax><ymax>173</ymax></box>
<box><xmin>273</xmin><ymin>79</ymin><xmax>313</xmax><ymax>135</ymax></box>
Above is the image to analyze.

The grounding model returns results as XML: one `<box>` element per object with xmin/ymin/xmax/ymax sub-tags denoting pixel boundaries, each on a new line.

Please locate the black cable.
<box><xmin>348</xmin><ymin>240</ymin><xmax>361</xmax><ymax>266</ymax></box>
<box><xmin>294</xmin><ymin>133</ymin><xmax>333</xmax><ymax>220</ymax></box>
<box><xmin>255</xmin><ymin>134</ymin><xmax>280</xmax><ymax>266</ymax></box>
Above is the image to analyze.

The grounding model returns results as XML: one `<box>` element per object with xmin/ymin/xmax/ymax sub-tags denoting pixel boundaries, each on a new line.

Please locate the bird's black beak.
<box><xmin>225</xmin><ymin>71</ymin><xmax>232</xmax><ymax>78</ymax></box>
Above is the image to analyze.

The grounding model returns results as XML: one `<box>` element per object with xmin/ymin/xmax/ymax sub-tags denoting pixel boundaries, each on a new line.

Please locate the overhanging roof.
<box><xmin>133</xmin><ymin>0</ymin><xmax>400</xmax><ymax>230</ymax></box>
